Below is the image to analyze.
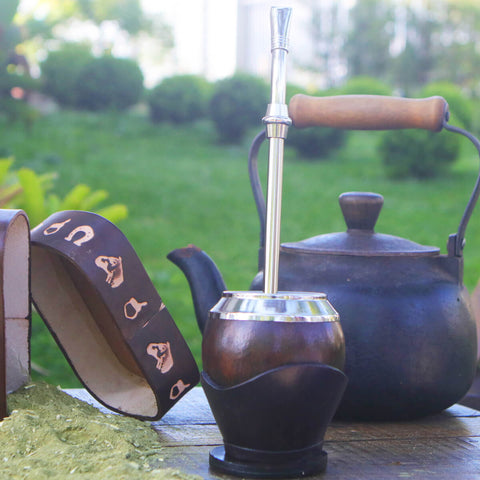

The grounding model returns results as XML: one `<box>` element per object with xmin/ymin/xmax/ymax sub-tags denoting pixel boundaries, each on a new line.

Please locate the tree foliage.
<box><xmin>432</xmin><ymin>1</ymin><xmax>480</xmax><ymax>92</ymax></box>
<box><xmin>77</xmin><ymin>0</ymin><xmax>147</xmax><ymax>34</ymax></box>
<box><xmin>21</xmin><ymin>0</ymin><xmax>150</xmax><ymax>36</ymax></box>
<box><xmin>391</xmin><ymin>5</ymin><xmax>439</xmax><ymax>95</ymax></box>
<box><xmin>303</xmin><ymin>0</ymin><xmax>480</xmax><ymax>96</ymax></box>
<box><xmin>17</xmin><ymin>0</ymin><xmax>173</xmax><ymax>62</ymax></box>
<box><xmin>0</xmin><ymin>0</ymin><xmax>38</xmax><ymax>123</ymax></box>
<box><xmin>344</xmin><ymin>0</ymin><xmax>395</xmax><ymax>80</ymax></box>
<box><xmin>304</xmin><ymin>0</ymin><xmax>345</xmax><ymax>88</ymax></box>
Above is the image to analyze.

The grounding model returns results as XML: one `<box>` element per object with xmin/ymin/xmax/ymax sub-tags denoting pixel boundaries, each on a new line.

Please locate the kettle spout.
<box><xmin>167</xmin><ymin>245</ymin><xmax>226</xmax><ymax>334</ymax></box>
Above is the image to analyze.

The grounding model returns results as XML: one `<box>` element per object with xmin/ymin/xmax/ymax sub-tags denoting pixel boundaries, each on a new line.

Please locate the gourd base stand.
<box><xmin>201</xmin><ymin>364</ymin><xmax>347</xmax><ymax>479</ymax></box>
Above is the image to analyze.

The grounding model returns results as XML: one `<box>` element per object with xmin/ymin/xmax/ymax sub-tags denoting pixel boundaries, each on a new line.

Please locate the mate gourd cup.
<box><xmin>201</xmin><ymin>291</ymin><xmax>347</xmax><ymax>478</ymax></box>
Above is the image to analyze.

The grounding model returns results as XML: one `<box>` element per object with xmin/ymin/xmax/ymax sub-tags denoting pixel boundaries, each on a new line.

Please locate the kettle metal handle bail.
<box><xmin>444</xmin><ymin>122</ymin><xmax>480</xmax><ymax>257</ymax></box>
<box><xmin>249</xmin><ymin>98</ymin><xmax>480</xmax><ymax>262</ymax></box>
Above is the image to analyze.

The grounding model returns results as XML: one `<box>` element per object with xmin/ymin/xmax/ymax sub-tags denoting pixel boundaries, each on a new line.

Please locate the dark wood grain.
<box><xmin>0</xmin><ymin>211</ymin><xmax>30</xmax><ymax>420</ymax></box>
<box><xmin>66</xmin><ymin>387</ymin><xmax>480</xmax><ymax>480</ymax></box>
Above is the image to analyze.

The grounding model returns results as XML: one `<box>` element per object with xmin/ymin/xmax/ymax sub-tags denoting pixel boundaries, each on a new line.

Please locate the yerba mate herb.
<box><xmin>0</xmin><ymin>382</ymin><xmax>200</xmax><ymax>479</ymax></box>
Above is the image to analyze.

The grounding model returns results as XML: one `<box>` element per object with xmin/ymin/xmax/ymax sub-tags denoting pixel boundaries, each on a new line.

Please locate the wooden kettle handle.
<box><xmin>288</xmin><ymin>94</ymin><xmax>449</xmax><ymax>132</ymax></box>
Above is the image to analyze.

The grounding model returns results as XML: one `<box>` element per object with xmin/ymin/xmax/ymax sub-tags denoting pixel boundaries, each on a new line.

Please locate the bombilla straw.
<box><xmin>262</xmin><ymin>6</ymin><xmax>292</xmax><ymax>294</ymax></box>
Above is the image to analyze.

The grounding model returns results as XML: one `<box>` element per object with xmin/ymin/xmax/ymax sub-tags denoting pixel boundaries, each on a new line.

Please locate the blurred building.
<box><xmin>141</xmin><ymin>0</ymin><xmax>238</xmax><ymax>85</ymax></box>
<box><xmin>142</xmin><ymin>0</ymin><xmax>353</xmax><ymax>89</ymax></box>
<box><xmin>236</xmin><ymin>0</ymin><xmax>353</xmax><ymax>89</ymax></box>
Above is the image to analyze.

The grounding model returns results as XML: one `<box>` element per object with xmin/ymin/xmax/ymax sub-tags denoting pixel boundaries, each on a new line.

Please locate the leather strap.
<box><xmin>31</xmin><ymin>210</ymin><xmax>199</xmax><ymax>420</ymax></box>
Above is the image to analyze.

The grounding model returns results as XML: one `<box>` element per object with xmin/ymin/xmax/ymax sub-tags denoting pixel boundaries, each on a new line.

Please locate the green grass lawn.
<box><xmin>2</xmin><ymin>110</ymin><xmax>480</xmax><ymax>387</ymax></box>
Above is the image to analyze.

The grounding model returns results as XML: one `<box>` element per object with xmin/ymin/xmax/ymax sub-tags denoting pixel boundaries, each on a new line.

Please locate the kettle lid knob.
<box><xmin>339</xmin><ymin>192</ymin><xmax>384</xmax><ymax>232</ymax></box>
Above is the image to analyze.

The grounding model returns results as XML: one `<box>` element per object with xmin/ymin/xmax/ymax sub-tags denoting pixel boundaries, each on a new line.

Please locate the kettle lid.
<box><xmin>281</xmin><ymin>192</ymin><xmax>440</xmax><ymax>257</ymax></box>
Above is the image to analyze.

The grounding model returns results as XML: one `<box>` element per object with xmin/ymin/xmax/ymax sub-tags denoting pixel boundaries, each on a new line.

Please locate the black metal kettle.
<box><xmin>169</xmin><ymin>94</ymin><xmax>480</xmax><ymax>420</ymax></box>
<box><xmin>250</xmin><ymin>188</ymin><xmax>477</xmax><ymax>420</ymax></box>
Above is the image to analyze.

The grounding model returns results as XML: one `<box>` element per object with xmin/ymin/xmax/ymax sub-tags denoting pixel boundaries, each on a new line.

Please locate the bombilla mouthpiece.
<box><xmin>271</xmin><ymin>7</ymin><xmax>292</xmax><ymax>51</ymax></box>
<box><xmin>264</xmin><ymin>6</ymin><xmax>292</xmax><ymax>136</ymax></box>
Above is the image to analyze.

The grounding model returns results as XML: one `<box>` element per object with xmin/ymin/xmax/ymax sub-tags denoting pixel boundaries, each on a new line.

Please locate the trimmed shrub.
<box><xmin>378</xmin><ymin>82</ymin><xmax>470</xmax><ymax>180</ymax></box>
<box><xmin>379</xmin><ymin>128</ymin><xmax>460</xmax><ymax>179</ymax></box>
<box><xmin>288</xmin><ymin>125</ymin><xmax>346</xmax><ymax>160</ymax></box>
<box><xmin>340</xmin><ymin>75</ymin><xmax>393</xmax><ymax>96</ymax></box>
<box><xmin>147</xmin><ymin>75</ymin><xmax>211</xmax><ymax>124</ymax></box>
<box><xmin>41</xmin><ymin>43</ymin><xmax>94</xmax><ymax>107</ymax></box>
<box><xmin>209</xmin><ymin>74</ymin><xmax>269</xmax><ymax>143</ymax></box>
<box><xmin>287</xmin><ymin>87</ymin><xmax>347</xmax><ymax>160</ymax></box>
<box><xmin>75</xmin><ymin>55</ymin><xmax>144</xmax><ymax>111</ymax></box>
<box><xmin>420</xmin><ymin>81</ymin><xmax>473</xmax><ymax>129</ymax></box>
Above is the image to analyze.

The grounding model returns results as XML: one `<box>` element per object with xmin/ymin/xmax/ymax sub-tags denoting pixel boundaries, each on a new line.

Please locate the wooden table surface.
<box><xmin>67</xmin><ymin>387</ymin><xmax>480</xmax><ymax>480</ymax></box>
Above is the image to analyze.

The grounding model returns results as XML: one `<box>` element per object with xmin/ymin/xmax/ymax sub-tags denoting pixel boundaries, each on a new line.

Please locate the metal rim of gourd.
<box><xmin>209</xmin><ymin>290</ymin><xmax>339</xmax><ymax>323</ymax></box>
